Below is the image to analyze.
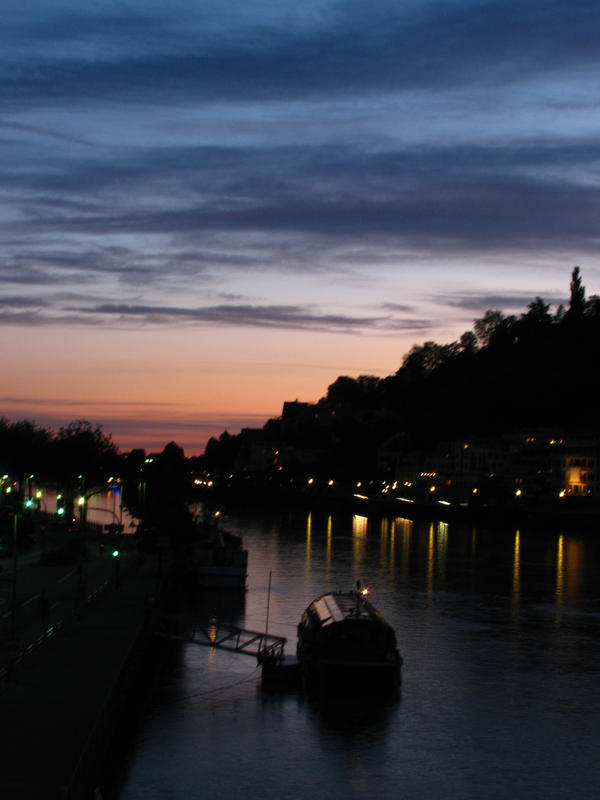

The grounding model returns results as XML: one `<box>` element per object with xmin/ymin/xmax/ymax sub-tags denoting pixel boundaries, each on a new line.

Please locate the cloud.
<box><xmin>379</xmin><ymin>302</ymin><xmax>415</xmax><ymax>313</ymax></box>
<box><xmin>2</xmin><ymin>0</ymin><xmax>598</xmax><ymax>452</ymax></box>
<box><xmin>438</xmin><ymin>290</ymin><xmax>568</xmax><ymax>314</ymax></box>
<box><xmin>63</xmin><ymin>301</ymin><xmax>433</xmax><ymax>334</ymax></box>
<box><xmin>4</xmin><ymin>138</ymin><xmax>600</xmax><ymax>255</ymax></box>
<box><xmin>0</xmin><ymin>120</ymin><xmax>99</xmax><ymax>149</ymax></box>
<box><xmin>0</xmin><ymin>395</ymin><xmax>189</xmax><ymax>410</ymax></box>
<box><xmin>1</xmin><ymin>0</ymin><xmax>599</xmax><ymax>335</ymax></box>
<box><xmin>2</xmin><ymin>0</ymin><xmax>598</xmax><ymax>105</ymax></box>
<box><xmin>0</xmin><ymin>296</ymin><xmax>45</xmax><ymax>308</ymax></box>
<box><xmin>0</xmin><ymin>290</ymin><xmax>433</xmax><ymax>334</ymax></box>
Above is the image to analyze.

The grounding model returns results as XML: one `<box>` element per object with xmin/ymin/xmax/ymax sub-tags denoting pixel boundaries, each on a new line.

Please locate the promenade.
<box><xmin>0</xmin><ymin>525</ymin><xmax>164</xmax><ymax>800</ymax></box>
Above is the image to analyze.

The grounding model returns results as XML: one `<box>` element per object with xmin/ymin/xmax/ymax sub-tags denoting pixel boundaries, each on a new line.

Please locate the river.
<box><xmin>105</xmin><ymin>507</ymin><xmax>600</xmax><ymax>799</ymax></box>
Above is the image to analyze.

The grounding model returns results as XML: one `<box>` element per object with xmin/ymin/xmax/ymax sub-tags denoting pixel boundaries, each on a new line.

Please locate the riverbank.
<box><xmin>0</xmin><ymin>532</ymin><xmax>169</xmax><ymax>800</ymax></box>
<box><xmin>201</xmin><ymin>484</ymin><xmax>600</xmax><ymax>531</ymax></box>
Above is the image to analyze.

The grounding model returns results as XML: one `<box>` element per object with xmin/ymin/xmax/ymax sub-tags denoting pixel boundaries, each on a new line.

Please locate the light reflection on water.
<box><xmin>109</xmin><ymin>508</ymin><xmax>600</xmax><ymax>800</ymax></box>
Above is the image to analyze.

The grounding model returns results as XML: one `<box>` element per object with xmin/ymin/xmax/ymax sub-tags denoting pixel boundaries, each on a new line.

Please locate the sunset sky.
<box><xmin>1</xmin><ymin>0</ymin><xmax>599</xmax><ymax>454</ymax></box>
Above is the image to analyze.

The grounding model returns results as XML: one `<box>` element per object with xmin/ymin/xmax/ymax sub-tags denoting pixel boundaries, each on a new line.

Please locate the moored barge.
<box><xmin>189</xmin><ymin>514</ymin><xmax>248</xmax><ymax>589</ymax></box>
<box><xmin>296</xmin><ymin>587</ymin><xmax>401</xmax><ymax>693</ymax></box>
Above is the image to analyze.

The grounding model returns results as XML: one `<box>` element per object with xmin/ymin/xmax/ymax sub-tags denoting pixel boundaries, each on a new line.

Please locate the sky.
<box><xmin>1</xmin><ymin>0</ymin><xmax>599</xmax><ymax>454</ymax></box>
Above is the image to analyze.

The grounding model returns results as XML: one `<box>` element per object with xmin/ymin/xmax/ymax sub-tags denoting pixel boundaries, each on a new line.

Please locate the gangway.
<box><xmin>156</xmin><ymin>617</ymin><xmax>287</xmax><ymax>662</ymax></box>
<box><xmin>191</xmin><ymin>618</ymin><xmax>287</xmax><ymax>660</ymax></box>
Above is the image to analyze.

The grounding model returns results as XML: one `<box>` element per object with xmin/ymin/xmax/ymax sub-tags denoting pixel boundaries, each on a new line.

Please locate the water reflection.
<box><xmin>308</xmin><ymin>694</ymin><xmax>399</xmax><ymax>735</ymax></box>
<box><xmin>436</xmin><ymin>521</ymin><xmax>448</xmax><ymax>590</ymax></box>
<box><xmin>399</xmin><ymin>518</ymin><xmax>410</xmax><ymax>583</ymax></box>
<box><xmin>352</xmin><ymin>514</ymin><xmax>368</xmax><ymax>537</ymax></box>
<box><xmin>379</xmin><ymin>517</ymin><xmax>388</xmax><ymax>572</ymax></box>
<box><xmin>326</xmin><ymin>515</ymin><xmax>332</xmax><ymax>575</ymax></box>
<box><xmin>295</xmin><ymin>510</ymin><xmax>597</xmax><ymax>609</ymax></box>
<box><xmin>320</xmin><ymin>512</ymin><xmax>595</xmax><ymax>611</ymax></box>
<box><xmin>190</xmin><ymin>588</ymin><xmax>246</xmax><ymax>626</ymax></box>
<box><xmin>556</xmin><ymin>534</ymin><xmax>564</xmax><ymax>608</ymax></box>
<box><xmin>352</xmin><ymin>515</ymin><xmax>368</xmax><ymax>576</ymax></box>
<box><xmin>556</xmin><ymin>535</ymin><xmax>584</xmax><ymax>609</ymax></box>
<box><xmin>427</xmin><ymin>522</ymin><xmax>435</xmax><ymax>596</ymax></box>
<box><xmin>305</xmin><ymin>511</ymin><xmax>312</xmax><ymax>571</ymax></box>
<box><xmin>43</xmin><ymin>488</ymin><xmax>137</xmax><ymax>532</ymax></box>
<box><xmin>512</xmin><ymin>529</ymin><xmax>521</xmax><ymax>615</ymax></box>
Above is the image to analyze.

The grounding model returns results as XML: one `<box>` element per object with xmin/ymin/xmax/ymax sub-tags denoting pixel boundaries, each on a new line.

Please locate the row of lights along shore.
<box><xmin>192</xmin><ymin>470</ymin><xmax>576</xmax><ymax>504</ymax></box>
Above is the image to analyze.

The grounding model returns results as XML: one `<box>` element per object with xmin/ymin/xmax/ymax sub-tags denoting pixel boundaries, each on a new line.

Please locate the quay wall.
<box><xmin>207</xmin><ymin>485</ymin><xmax>600</xmax><ymax>530</ymax></box>
<box><xmin>0</xmin><ymin>549</ymin><xmax>171</xmax><ymax>800</ymax></box>
<box><xmin>65</xmin><ymin>613</ymin><xmax>154</xmax><ymax>800</ymax></box>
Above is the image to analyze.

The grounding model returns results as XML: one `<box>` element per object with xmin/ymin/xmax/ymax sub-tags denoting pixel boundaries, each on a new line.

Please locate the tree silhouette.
<box><xmin>138</xmin><ymin>441</ymin><xmax>194</xmax><ymax>543</ymax></box>
<box><xmin>0</xmin><ymin>419</ymin><xmax>52</xmax><ymax>483</ymax></box>
<box><xmin>567</xmin><ymin>266</ymin><xmax>586</xmax><ymax>320</ymax></box>
<box><xmin>524</xmin><ymin>297</ymin><xmax>551</xmax><ymax>325</ymax></box>
<box><xmin>52</xmin><ymin>420</ymin><xmax>119</xmax><ymax>488</ymax></box>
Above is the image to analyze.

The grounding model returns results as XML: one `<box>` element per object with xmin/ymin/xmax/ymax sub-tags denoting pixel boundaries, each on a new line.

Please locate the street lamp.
<box><xmin>112</xmin><ymin>548</ymin><xmax>120</xmax><ymax>588</ymax></box>
<box><xmin>77</xmin><ymin>495</ymin><xmax>87</xmax><ymax>532</ymax></box>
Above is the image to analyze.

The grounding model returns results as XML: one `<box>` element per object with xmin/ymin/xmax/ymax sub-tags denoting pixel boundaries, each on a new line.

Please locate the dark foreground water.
<box><xmin>107</xmin><ymin>509</ymin><xmax>600</xmax><ymax>799</ymax></box>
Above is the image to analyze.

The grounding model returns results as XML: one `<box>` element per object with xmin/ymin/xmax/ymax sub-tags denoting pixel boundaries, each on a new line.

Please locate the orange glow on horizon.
<box><xmin>1</xmin><ymin>324</ymin><xmax>419</xmax><ymax>455</ymax></box>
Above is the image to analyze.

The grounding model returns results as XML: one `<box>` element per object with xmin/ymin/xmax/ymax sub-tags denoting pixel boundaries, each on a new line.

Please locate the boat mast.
<box><xmin>265</xmin><ymin>570</ymin><xmax>272</xmax><ymax>641</ymax></box>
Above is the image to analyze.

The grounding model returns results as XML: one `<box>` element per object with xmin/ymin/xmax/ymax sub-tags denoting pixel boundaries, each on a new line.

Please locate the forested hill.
<box><xmin>349</xmin><ymin>268</ymin><xmax>599</xmax><ymax>447</ymax></box>
<box><xmin>205</xmin><ymin>267</ymin><xmax>600</xmax><ymax>474</ymax></box>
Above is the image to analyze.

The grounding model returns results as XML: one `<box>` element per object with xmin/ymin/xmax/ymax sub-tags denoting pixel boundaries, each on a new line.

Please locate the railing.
<box><xmin>187</xmin><ymin>618</ymin><xmax>287</xmax><ymax>661</ymax></box>
<box><xmin>0</xmin><ymin>567</ymin><xmax>122</xmax><ymax>690</ymax></box>
<box><xmin>0</xmin><ymin>619</ymin><xmax>65</xmax><ymax>689</ymax></box>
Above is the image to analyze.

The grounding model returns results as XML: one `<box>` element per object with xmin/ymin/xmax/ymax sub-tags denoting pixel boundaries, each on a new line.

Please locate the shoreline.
<box><xmin>201</xmin><ymin>485</ymin><xmax>600</xmax><ymax>532</ymax></box>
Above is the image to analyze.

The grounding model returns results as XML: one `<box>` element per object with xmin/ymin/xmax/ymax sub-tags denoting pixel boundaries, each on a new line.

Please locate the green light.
<box><xmin>25</xmin><ymin>498</ymin><xmax>34</xmax><ymax>508</ymax></box>
<box><xmin>112</xmin><ymin>549</ymin><xmax>120</xmax><ymax>558</ymax></box>
<box><xmin>57</xmin><ymin>507</ymin><xmax>65</xmax><ymax>516</ymax></box>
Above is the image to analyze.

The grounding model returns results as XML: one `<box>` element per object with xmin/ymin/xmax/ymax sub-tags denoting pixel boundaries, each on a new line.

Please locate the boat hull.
<box><xmin>189</xmin><ymin>518</ymin><xmax>248</xmax><ymax>590</ymax></box>
<box><xmin>195</xmin><ymin>565</ymin><xmax>247</xmax><ymax>589</ymax></box>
